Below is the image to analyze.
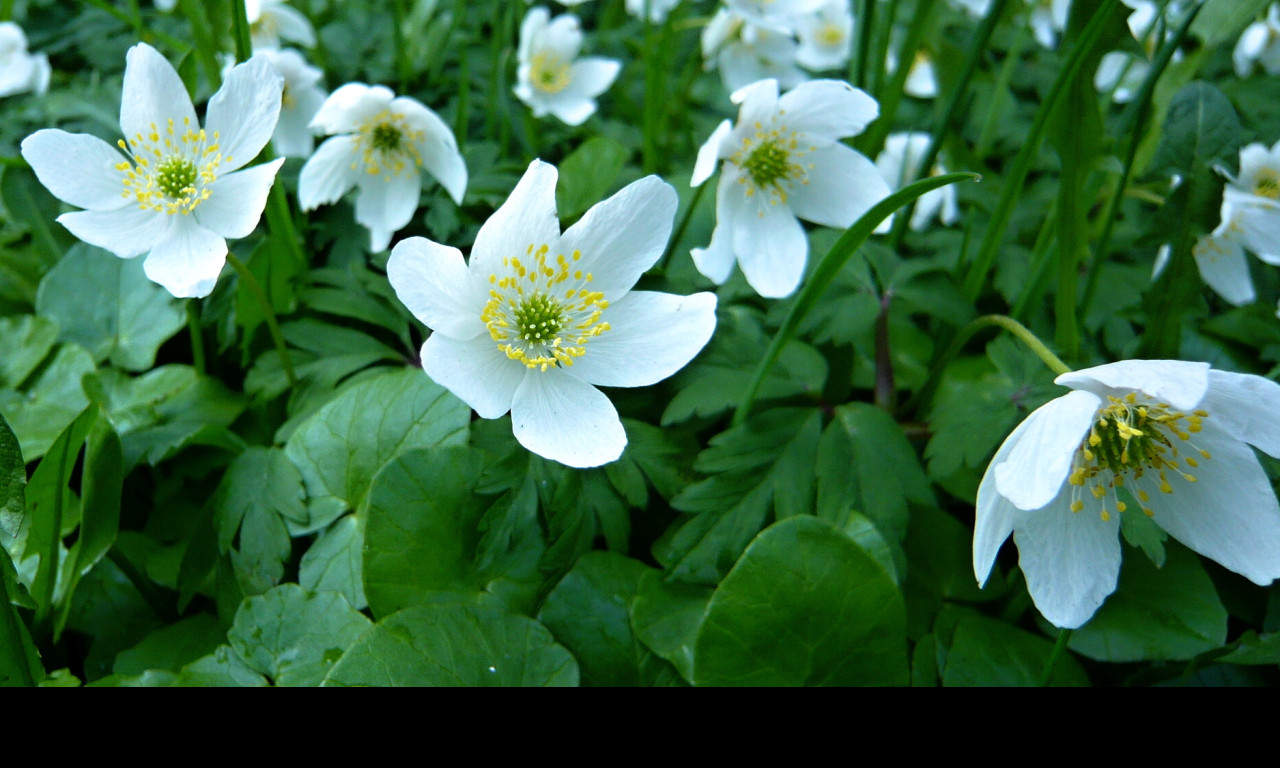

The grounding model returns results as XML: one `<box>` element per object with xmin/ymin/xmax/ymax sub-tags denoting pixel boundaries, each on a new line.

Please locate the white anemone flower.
<box><xmin>1151</xmin><ymin>209</ymin><xmax>1256</xmax><ymax>307</ymax></box>
<box><xmin>247</xmin><ymin>0</ymin><xmax>316</xmax><ymax>50</ymax></box>
<box><xmin>795</xmin><ymin>0</ymin><xmax>854</xmax><ymax>72</ymax></box>
<box><xmin>513</xmin><ymin>7</ymin><xmax>621</xmax><ymax>127</ymax></box>
<box><xmin>1219</xmin><ymin>140</ymin><xmax>1280</xmax><ymax>266</ymax></box>
<box><xmin>0</xmin><ymin>22</ymin><xmax>50</xmax><ymax>98</ymax></box>
<box><xmin>387</xmin><ymin>160</ymin><xmax>718</xmax><ymax>468</ymax></box>
<box><xmin>975</xmin><ymin>360</ymin><xmax>1280</xmax><ymax>629</ymax></box>
<box><xmin>948</xmin><ymin>0</ymin><xmax>993</xmax><ymax>17</ymax></box>
<box><xmin>257</xmin><ymin>48</ymin><xmax>326</xmax><ymax>158</ymax></box>
<box><xmin>703</xmin><ymin>9</ymin><xmax>807</xmax><ymax>93</ymax></box>
<box><xmin>691</xmin><ymin>78</ymin><xmax>889</xmax><ymax>298</ymax></box>
<box><xmin>873</xmin><ymin>132</ymin><xmax>957</xmax><ymax>233</ymax></box>
<box><xmin>726</xmin><ymin>0</ymin><xmax>828</xmax><ymax>35</ymax></box>
<box><xmin>626</xmin><ymin>0</ymin><xmax>683</xmax><ymax>23</ymax></box>
<box><xmin>1026</xmin><ymin>0</ymin><xmax>1070</xmax><ymax>49</ymax></box>
<box><xmin>298</xmin><ymin>83</ymin><xmax>467</xmax><ymax>252</ymax></box>
<box><xmin>1234</xmin><ymin>3</ymin><xmax>1280</xmax><ymax>77</ymax></box>
<box><xmin>21</xmin><ymin>44</ymin><xmax>284</xmax><ymax>299</ymax></box>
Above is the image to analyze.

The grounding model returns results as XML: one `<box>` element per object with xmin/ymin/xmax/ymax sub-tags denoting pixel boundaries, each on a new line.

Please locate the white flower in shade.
<box><xmin>795</xmin><ymin>0</ymin><xmax>854</xmax><ymax>72</ymax></box>
<box><xmin>0</xmin><ymin>22</ymin><xmax>50</xmax><ymax>98</ymax></box>
<box><xmin>513</xmin><ymin>7</ymin><xmax>621</xmax><ymax>127</ymax></box>
<box><xmin>691</xmin><ymin>78</ymin><xmax>889</xmax><ymax>298</ymax></box>
<box><xmin>949</xmin><ymin>0</ymin><xmax>992</xmax><ymax>17</ymax></box>
<box><xmin>1026</xmin><ymin>0</ymin><xmax>1070</xmax><ymax>49</ymax></box>
<box><xmin>298</xmin><ymin>83</ymin><xmax>467</xmax><ymax>252</ymax></box>
<box><xmin>1094</xmin><ymin>52</ymin><xmax>1147</xmax><ymax>104</ymax></box>
<box><xmin>1219</xmin><ymin>140</ymin><xmax>1280</xmax><ymax>266</ymax></box>
<box><xmin>258</xmin><ymin>48</ymin><xmax>326</xmax><ymax>157</ymax></box>
<box><xmin>1234</xmin><ymin>3</ymin><xmax>1280</xmax><ymax>77</ymax></box>
<box><xmin>625</xmin><ymin>0</ymin><xmax>682</xmax><ymax>23</ymax></box>
<box><xmin>21</xmin><ymin>44</ymin><xmax>284</xmax><ymax>299</ymax></box>
<box><xmin>248</xmin><ymin>0</ymin><xmax>316</xmax><ymax>50</ymax></box>
<box><xmin>1152</xmin><ymin>209</ymin><xmax>1256</xmax><ymax>307</ymax></box>
<box><xmin>387</xmin><ymin>160</ymin><xmax>718</xmax><ymax>468</ymax></box>
<box><xmin>703</xmin><ymin>9</ymin><xmax>807</xmax><ymax>93</ymax></box>
<box><xmin>725</xmin><ymin>0</ymin><xmax>828</xmax><ymax>34</ymax></box>
<box><xmin>874</xmin><ymin>132</ymin><xmax>957</xmax><ymax>233</ymax></box>
<box><xmin>975</xmin><ymin>360</ymin><xmax>1280</xmax><ymax>629</ymax></box>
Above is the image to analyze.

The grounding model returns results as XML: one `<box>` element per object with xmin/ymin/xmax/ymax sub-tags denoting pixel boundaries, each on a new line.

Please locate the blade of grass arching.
<box><xmin>1080</xmin><ymin>2</ymin><xmax>1203</xmax><ymax>318</ymax></box>
<box><xmin>888</xmin><ymin>0</ymin><xmax>1009</xmax><ymax>250</ymax></box>
<box><xmin>961</xmin><ymin>0</ymin><xmax>1119</xmax><ymax>303</ymax></box>
<box><xmin>862</xmin><ymin>0</ymin><xmax>936</xmax><ymax>159</ymax></box>
<box><xmin>732</xmin><ymin>172</ymin><xmax>978</xmax><ymax>426</ymax></box>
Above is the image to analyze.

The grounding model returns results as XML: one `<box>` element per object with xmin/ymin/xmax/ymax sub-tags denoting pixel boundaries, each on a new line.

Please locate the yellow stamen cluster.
<box><xmin>730</xmin><ymin>118</ymin><xmax>815</xmax><ymax>211</ymax></box>
<box><xmin>817</xmin><ymin>23</ymin><xmax>845</xmax><ymax>47</ymax></box>
<box><xmin>352</xmin><ymin>110</ymin><xmax>424</xmax><ymax>180</ymax></box>
<box><xmin>1254</xmin><ymin>168</ymin><xmax>1280</xmax><ymax>200</ymax></box>
<box><xmin>1066</xmin><ymin>392</ymin><xmax>1211</xmax><ymax>522</ymax></box>
<box><xmin>529</xmin><ymin>52</ymin><xmax>573</xmax><ymax>94</ymax></box>
<box><xmin>116</xmin><ymin>117</ymin><xmax>224</xmax><ymax>215</ymax></box>
<box><xmin>481</xmin><ymin>243</ymin><xmax>610</xmax><ymax>371</ymax></box>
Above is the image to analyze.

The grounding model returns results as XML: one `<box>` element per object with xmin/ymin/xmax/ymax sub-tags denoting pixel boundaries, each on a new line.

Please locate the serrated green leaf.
<box><xmin>113</xmin><ymin>614</ymin><xmax>223</xmax><ymax>677</ymax></box>
<box><xmin>214</xmin><ymin>447</ymin><xmax>305</xmax><ymax>596</ymax></box>
<box><xmin>692</xmin><ymin>515</ymin><xmax>907</xmax><ymax>686</ymax></box>
<box><xmin>0</xmin><ymin>413</ymin><xmax>25</xmax><ymax>539</ymax></box>
<box><xmin>0</xmin><ymin>315</ymin><xmax>58</xmax><ymax>389</ymax></box>
<box><xmin>631</xmin><ymin>570</ymin><xmax>712</xmax><ymax>684</ymax></box>
<box><xmin>942</xmin><ymin>613</ymin><xmax>1089</xmax><ymax>686</ymax></box>
<box><xmin>0</xmin><ymin>343</ymin><xmax>95</xmax><ymax>462</ymax></box>
<box><xmin>1149</xmin><ymin>81</ymin><xmax>1243</xmax><ymax>179</ymax></box>
<box><xmin>298</xmin><ymin>514</ymin><xmax>365</xmax><ymax>610</ymax></box>
<box><xmin>172</xmin><ymin>645</ymin><xmax>269</xmax><ymax>687</ymax></box>
<box><xmin>35</xmin><ymin>244</ymin><xmax>185</xmax><ymax>371</ymax></box>
<box><xmin>323</xmin><ymin>597</ymin><xmax>578</xmax><ymax>687</ymax></box>
<box><xmin>227</xmin><ymin>584</ymin><xmax>372</xmax><ymax>687</ymax></box>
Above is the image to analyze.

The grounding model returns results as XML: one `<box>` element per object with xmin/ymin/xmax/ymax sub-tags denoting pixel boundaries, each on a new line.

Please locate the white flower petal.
<box><xmin>1056</xmin><ymin>359</ymin><xmax>1210</xmax><ymax>411</ymax></box>
<box><xmin>787</xmin><ymin>142</ymin><xmax>889</xmax><ymax>229</ymax></box>
<box><xmin>297</xmin><ymin>134</ymin><xmax>361</xmax><ymax>210</ymax></box>
<box><xmin>732</xmin><ymin>196</ymin><xmax>808</xmax><ymax>298</ymax></box>
<box><xmin>57</xmin><ymin>206</ymin><xmax>168</xmax><ymax>259</ymax></box>
<box><xmin>1199</xmin><ymin>369</ymin><xmax>1280</xmax><ymax>458</ymax></box>
<box><xmin>267</xmin><ymin>4</ymin><xmax>317</xmax><ymax>48</ymax></box>
<box><xmin>143</xmin><ymin>214</ymin><xmax>228</xmax><ymax>298</ymax></box>
<box><xmin>511</xmin><ymin>370</ymin><xmax>626</xmax><ymax>468</ymax></box>
<box><xmin>518</xmin><ymin>7</ymin><xmax>551</xmax><ymax>61</ymax></box>
<box><xmin>205</xmin><ymin>55</ymin><xmax>283</xmax><ymax>173</ymax></box>
<box><xmin>568</xmin><ymin>291</ymin><xmax>718</xmax><ymax>388</ymax></box>
<box><xmin>120</xmin><ymin>43</ymin><xmax>198</xmax><ymax>146</ymax></box>
<box><xmin>194</xmin><ymin>158</ymin><xmax>283</xmax><ymax>239</ymax></box>
<box><xmin>1193</xmin><ymin>225</ymin><xmax>1255</xmax><ymax>306</ymax></box>
<box><xmin>559</xmin><ymin>175</ymin><xmax>678</xmax><ymax>297</ymax></box>
<box><xmin>777</xmin><ymin>79</ymin><xmax>879</xmax><ymax>144</ymax></box>
<box><xmin>547</xmin><ymin>95</ymin><xmax>597</xmax><ymax>127</ymax></box>
<box><xmin>469</xmin><ymin>160</ymin><xmax>561</xmax><ymax>277</ymax></box>
<box><xmin>973</xmin><ymin>409</ymin><xmax>1042</xmax><ymax>587</ymax></box>
<box><xmin>420</xmin><ymin>333</ymin><xmax>526</xmax><ymax>419</ymax></box>
<box><xmin>542</xmin><ymin>13</ymin><xmax>584</xmax><ymax>60</ymax></box>
<box><xmin>309</xmin><ymin>83</ymin><xmax>393</xmax><ymax>135</ymax></box>
<box><xmin>403</xmin><ymin>100</ymin><xmax>467</xmax><ymax>204</ymax></box>
<box><xmin>20</xmin><ymin>129</ymin><xmax>130</xmax><ymax>212</ymax></box>
<box><xmin>1014</xmin><ymin>487</ymin><xmax>1122</xmax><ymax>629</ymax></box>
<box><xmin>691</xmin><ymin>178</ymin><xmax>739</xmax><ymax>284</ymax></box>
<box><xmin>993</xmin><ymin>389</ymin><xmax>1100</xmax><ymax>511</ymax></box>
<box><xmin>1223</xmin><ymin>188</ymin><xmax>1280</xmax><ymax>263</ymax></box>
<box><xmin>355</xmin><ymin>170</ymin><xmax>421</xmax><ymax>252</ymax></box>
<box><xmin>387</xmin><ymin>237</ymin><xmax>486</xmax><ymax>340</ymax></box>
<box><xmin>1147</xmin><ymin>425</ymin><xmax>1280</xmax><ymax>585</ymax></box>
<box><xmin>565</xmin><ymin>57</ymin><xmax>620</xmax><ymax>99</ymax></box>
<box><xmin>692</xmin><ymin>119</ymin><xmax>732</xmax><ymax>187</ymax></box>
<box><xmin>272</xmin><ymin>84</ymin><xmax>325</xmax><ymax>157</ymax></box>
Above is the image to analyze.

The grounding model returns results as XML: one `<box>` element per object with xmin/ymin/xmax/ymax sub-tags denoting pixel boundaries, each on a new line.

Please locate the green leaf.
<box><xmin>284</xmin><ymin>367</ymin><xmax>470</xmax><ymax>528</ymax></box>
<box><xmin>0</xmin><ymin>412</ymin><xmax>25</xmax><ymax>539</ymax></box>
<box><xmin>660</xmin><ymin>408</ymin><xmax>822</xmax><ymax>584</ymax></box>
<box><xmin>298</xmin><ymin>514</ymin><xmax>365</xmax><ymax>610</ymax></box>
<box><xmin>538</xmin><ymin>552</ymin><xmax>679</xmax><ymax>687</ymax></box>
<box><xmin>226</xmin><ymin>584</ymin><xmax>372</xmax><ymax>687</ymax></box>
<box><xmin>631</xmin><ymin>570</ymin><xmax>713</xmax><ymax>684</ymax></box>
<box><xmin>362</xmin><ymin>446</ymin><xmax>491</xmax><ymax>619</ymax></box>
<box><xmin>214</xmin><ymin>447</ymin><xmax>306</xmax><ymax>596</ymax></box>
<box><xmin>941</xmin><ymin>613</ymin><xmax>1089</xmax><ymax>686</ymax></box>
<box><xmin>113</xmin><ymin>614</ymin><xmax>224</xmax><ymax>677</ymax></box>
<box><xmin>662</xmin><ymin>307</ymin><xmax>827</xmax><ymax>425</ymax></box>
<box><xmin>556</xmin><ymin>136</ymin><xmax>630</xmax><ymax>219</ymax></box>
<box><xmin>0</xmin><ymin>315</ymin><xmax>59</xmax><ymax>389</ymax></box>
<box><xmin>323</xmin><ymin>598</ymin><xmax>579</xmax><ymax>687</ymax></box>
<box><xmin>692</xmin><ymin>516</ymin><xmax>907</xmax><ymax>686</ymax></box>
<box><xmin>1191</xmin><ymin>0</ymin><xmax>1270</xmax><ymax>46</ymax></box>
<box><xmin>0</xmin><ymin>415</ymin><xmax>41</xmax><ymax>686</ymax></box>
<box><xmin>35</xmin><ymin>244</ymin><xmax>185</xmax><ymax>371</ymax></box>
<box><xmin>172</xmin><ymin>645</ymin><xmax>269</xmax><ymax>687</ymax></box>
<box><xmin>0</xmin><ymin>343</ymin><xmax>95</xmax><ymax>462</ymax></box>
<box><xmin>1065</xmin><ymin>543</ymin><xmax>1227</xmax><ymax>662</ymax></box>
<box><xmin>1148</xmin><ymin>81</ymin><xmax>1244</xmax><ymax>180</ymax></box>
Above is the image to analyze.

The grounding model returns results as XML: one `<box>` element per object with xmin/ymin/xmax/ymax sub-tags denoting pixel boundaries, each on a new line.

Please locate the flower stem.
<box><xmin>230</xmin><ymin>0</ymin><xmax>252</xmax><ymax>61</ymax></box>
<box><xmin>180</xmin><ymin>0</ymin><xmax>223</xmax><ymax>90</ymax></box>
<box><xmin>225</xmin><ymin>252</ymin><xmax>299</xmax><ymax>389</ymax></box>
<box><xmin>961</xmin><ymin>0</ymin><xmax>1119</xmax><ymax>302</ymax></box>
<box><xmin>390</xmin><ymin>0</ymin><xmax>412</xmax><ymax>93</ymax></box>
<box><xmin>887</xmin><ymin>0</ymin><xmax>1008</xmax><ymax>250</ymax></box>
<box><xmin>186</xmin><ymin>301</ymin><xmax>206</xmax><ymax>376</ymax></box>
<box><xmin>733</xmin><ymin>172</ymin><xmax>978</xmax><ymax>426</ymax></box>
<box><xmin>862</xmin><ymin>0</ymin><xmax>935</xmax><ymax>158</ymax></box>
<box><xmin>658</xmin><ymin>180</ymin><xmax>707</xmax><ymax>272</ymax></box>
<box><xmin>851</xmin><ymin>0</ymin><xmax>876</xmax><ymax>91</ymax></box>
<box><xmin>82</xmin><ymin>0</ymin><xmax>186</xmax><ymax>50</ymax></box>
<box><xmin>1038</xmin><ymin>628</ymin><xmax>1073</xmax><ymax>686</ymax></box>
<box><xmin>900</xmin><ymin>314</ymin><xmax>1070</xmax><ymax>417</ymax></box>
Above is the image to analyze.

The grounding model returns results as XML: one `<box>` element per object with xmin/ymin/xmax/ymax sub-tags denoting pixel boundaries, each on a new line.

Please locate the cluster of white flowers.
<box><xmin>873</xmin><ymin>133</ymin><xmax>958</xmax><ymax>233</ymax></box>
<box><xmin>1234</xmin><ymin>3</ymin><xmax>1280</xmax><ymax>77</ymax></box>
<box><xmin>513</xmin><ymin>6</ymin><xmax>621</xmax><ymax>126</ymax></box>
<box><xmin>702</xmin><ymin>0</ymin><xmax>855</xmax><ymax>92</ymax></box>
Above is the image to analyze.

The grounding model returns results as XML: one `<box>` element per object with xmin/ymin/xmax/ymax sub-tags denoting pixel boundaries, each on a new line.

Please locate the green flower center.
<box><xmin>1254</xmin><ymin>169</ymin><xmax>1280</xmax><ymax>200</ymax></box>
<box><xmin>514</xmin><ymin>292</ymin><xmax>565</xmax><ymax>343</ymax></box>
<box><xmin>743</xmin><ymin>138</ymin><xmax>791</xmax><ymax>190</ymax></box>
<box><xmin>156</xmin><ymin>155</ymin><xmax>198</xmax><ymax>200</ymax></box>
<box><xmin>530</xmin><ymin>53</ymin><xmax>572</xmax><ymax>94</ymax></box>
<box><xmin>355</xmin><ymin>111</ymin><xmax>425</xmax><ymax>179</ymax></box>
<box><xmin>371</xmin><ymin>123</ymin><xmax>403</xmax><ymax>153</ymax></box>
<box><xmin>730</xmin><ymin>126</ymin><xmax>814</xmax><ymax>206</ymax></box>
<box><xmin>481</xmin><ymin>243</ymin><xmax>610</xmax><ymax>371</ymax></box>
<box><xmin>1067</xmin><ymin>393</ymin><xmax>1211</xmax><ymax>521</ymax></box>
